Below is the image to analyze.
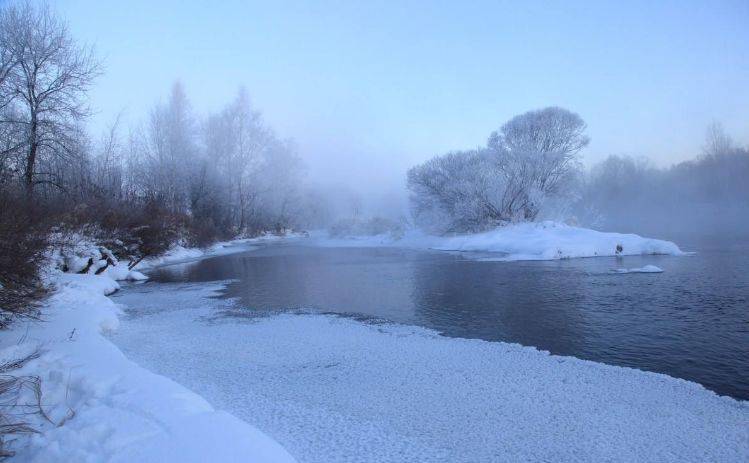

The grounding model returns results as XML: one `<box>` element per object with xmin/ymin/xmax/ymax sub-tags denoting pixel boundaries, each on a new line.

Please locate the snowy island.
<box><xmin>315</xmin><ymin>221</ymin><xmax>685</xmax><ymax>261</ymax></box>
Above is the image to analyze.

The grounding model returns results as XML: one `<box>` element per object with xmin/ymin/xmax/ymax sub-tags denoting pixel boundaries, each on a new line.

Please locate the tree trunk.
<box><xmin>24</xmin><ymin>113</ymin><xmax>38</xmax><ymax>198</ymax></box>
<box><xmin>238</xmin><ymin>180</ymin><xmax>246</xmax><ymax>231</ymax></box>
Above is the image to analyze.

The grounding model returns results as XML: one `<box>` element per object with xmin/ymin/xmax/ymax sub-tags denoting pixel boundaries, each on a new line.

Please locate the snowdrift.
<box><xmin>0</xmin><ymin>274</ymin><xmax>295</xmax><ymax>462</ymax></box>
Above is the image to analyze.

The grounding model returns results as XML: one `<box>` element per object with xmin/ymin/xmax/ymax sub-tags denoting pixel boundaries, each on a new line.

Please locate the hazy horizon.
<box><xmin>57</xmin><ymin>0</ymin><xmax>749</xmax><ymax>196</ymax></box>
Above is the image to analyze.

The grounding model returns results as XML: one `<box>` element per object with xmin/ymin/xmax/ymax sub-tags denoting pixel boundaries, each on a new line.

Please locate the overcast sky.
<box><xmin>57</xmin><ymin>0</ymin><xmax>749</xmax><ymax>194</ymax></box>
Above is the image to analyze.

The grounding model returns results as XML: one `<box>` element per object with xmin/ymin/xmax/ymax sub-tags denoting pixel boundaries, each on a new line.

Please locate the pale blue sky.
<box><xmin>57</xmin><ymin>0</ymin><xmax>748</xmax><ymax>191</ymax></box>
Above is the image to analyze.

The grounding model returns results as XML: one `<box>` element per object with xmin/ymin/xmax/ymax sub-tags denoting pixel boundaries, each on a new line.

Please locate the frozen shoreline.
<box><xmin>110</xmin><ymin>281</ymin><xmax>749</xmax><ymax>462</ymax></box>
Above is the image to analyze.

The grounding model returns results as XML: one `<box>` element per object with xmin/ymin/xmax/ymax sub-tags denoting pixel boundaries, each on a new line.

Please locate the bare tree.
<box><xmin>0</xmin><ymin>12</ymin><xmax>16</xmax><ymax>112</ymax></box>
<box><xmin>0</xmin><ymin>6</ymin><xmax>21</xmax><ymax>172</ymax></box>
<box><xmin>702</xmin><ymin>121</ymin><xmax>733</xmax><ymax>158</ymax></box>
<box><xmin>204</xmin><ymin>88</ymin><xmax>269</xmax><ymax>230</ymax></box>
<box><xmin>2</xmin><ymin>2</ymin><xmax>100</xmax><ymax>196</ymax></box>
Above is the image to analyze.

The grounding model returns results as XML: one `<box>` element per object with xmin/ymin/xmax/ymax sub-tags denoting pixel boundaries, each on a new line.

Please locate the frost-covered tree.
<box><xmin>408</xmin><ymin>107</ymin><xmax>587</xmax><ymax>233</ymax></box>
<box><xmin>146</xmin><ymin>82</ymin><xmax>197</xmax><ymax>212</ymax></box>
<box><xmin>489</xmin><ymin>107</ymin><xmax>589</xmax><ymax>158</ymax></box>
<box><xmin>200</xmin><ymin>88</ymin><xmax>304</xmax><ymax>233</ymax></box>
<box><xmin>0</xmin><ymin>2</ymin><xmax>100</xmax><ymax>196</ymax></box>
<box><xmin>204</xmin><ymin>88</ymin><xmax>269</xmax><ymax>231</ymax></box>
<box><xmin>487</xmin><ymin>107</ymin><xmax>587</xmax><ymax>219</ymax></box>
<box><xmin>91</xmin><ymin>114</ymin><xmax>126</xmax><ymax>201</ymax></box>
<box><xmin>408</xmin><ymin>150</ymin><xmax>506</xmax><ymax>233</ymax></box>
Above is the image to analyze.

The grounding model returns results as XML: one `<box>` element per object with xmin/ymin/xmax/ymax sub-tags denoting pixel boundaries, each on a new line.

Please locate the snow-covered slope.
<box><xmin>314</xmin><ymin>221</ymin><xmax>684</xmax><ymax>261</ymax></box>
<box><xmin>0</xmin><ymin>272</ymin><xmax>296</xmax><ymax>462</ymax></box>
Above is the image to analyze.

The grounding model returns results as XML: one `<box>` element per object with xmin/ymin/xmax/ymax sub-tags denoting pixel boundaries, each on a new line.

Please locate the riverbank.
<box><xmin>0</xmin><ymin>239</ymin><xmax>296</xmax><ymax>462</ymax></box>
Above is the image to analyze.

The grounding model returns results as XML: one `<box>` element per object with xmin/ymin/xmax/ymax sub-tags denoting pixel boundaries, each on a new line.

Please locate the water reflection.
<box><xmin>409</xmin><ymin>258</ymin><xmax>589</xmax><ymax>354</ymax></box>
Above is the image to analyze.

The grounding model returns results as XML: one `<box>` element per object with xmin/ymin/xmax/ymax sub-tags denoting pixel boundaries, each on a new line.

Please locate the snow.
<box><xmin>136</xmin><ymin>233</ymin><xmax>302</xmax><ymax>270</ymax></box>
<box><xmin>101</xmin><ymin>263</ymin><xmax>149</xmax><ymax>281</ymax></box>
<box><xmin>110</xmin><ymin>282</ymin><xmax>749</xmax><ymax>463</ymax></box>
<box><xmin>612</xmin><ymin>264</ymin><xmax>664</xmax><ymax>274</ymax></box>
<box><xmin>47</xmin><ymin>233</ymin><xmax>147</xmax><ymax>281</ymax></box>
<box><xmin>0</xmin><ymin>274</ymin><xmax>296</xmax><ymax>462</ymax></box>
<box><xmin>46</xmin><ymin>233</ymin><xmax>287</xmax><ymax>283</ymax></box>
<box><xmin>138</xmin><ymin>245</ymin><xmax>206</xmax><ymax>269</ymax></box>
<box><xmin>313</xmin><ymin>221</ymin><xmax>684</xmax><ymax>261</ymax></box>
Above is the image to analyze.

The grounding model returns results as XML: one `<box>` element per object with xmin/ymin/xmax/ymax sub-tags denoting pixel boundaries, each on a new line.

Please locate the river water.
<box><xmin>144</xmin><ymin>237</ymin><xmax>748</xmax><ymax>400</ymax></box>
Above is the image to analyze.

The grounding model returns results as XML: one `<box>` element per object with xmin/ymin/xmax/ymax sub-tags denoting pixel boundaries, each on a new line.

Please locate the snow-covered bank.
<box><xmin>139</xmin><ymin>233</ymin><xmax>303</xmax><ymax>270</ymax></box>
<box><xmin>111</xmin><ymin>282</ymin><xmax>748</xmax><ymax>463</ymax></box>
<box><xmin>0</xmin><ymin>275</ymin><xmax>295</xmax><ymax>461</ymax></box>
<box><xmin>50</xmin><ymin>232</ymin><xmax>296</xmax><ymax>280</ymax></box>
<box><xmin>313</xmin><ymin>221</ymin><xmax>684</xmax><ymax>261</ymax></box>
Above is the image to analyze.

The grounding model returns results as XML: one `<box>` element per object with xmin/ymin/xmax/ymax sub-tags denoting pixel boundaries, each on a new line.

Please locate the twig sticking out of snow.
<box><xmin>0</xmin><ymin>350</ymin><xmax>44</xmax><ymax>458</ymax></box>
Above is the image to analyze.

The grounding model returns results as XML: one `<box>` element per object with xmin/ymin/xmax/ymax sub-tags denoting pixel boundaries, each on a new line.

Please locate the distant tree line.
<box><xmin>576</xmin><ymin>123</ymin><xmax>749</xmax><ymax>238</ymax></box>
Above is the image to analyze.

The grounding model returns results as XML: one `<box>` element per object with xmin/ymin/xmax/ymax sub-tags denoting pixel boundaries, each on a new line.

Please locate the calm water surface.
<box><xmin>148</xmin><ymin>238</ymin><xmax>749</xmax><ymax>400</ymax></box>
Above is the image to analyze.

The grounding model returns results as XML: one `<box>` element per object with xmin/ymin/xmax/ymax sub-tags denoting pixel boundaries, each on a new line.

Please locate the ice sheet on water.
<box><xmin>612</xmin><ymin>264</ymin><xmax>664</xmax><ymax>273</ymax></box>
